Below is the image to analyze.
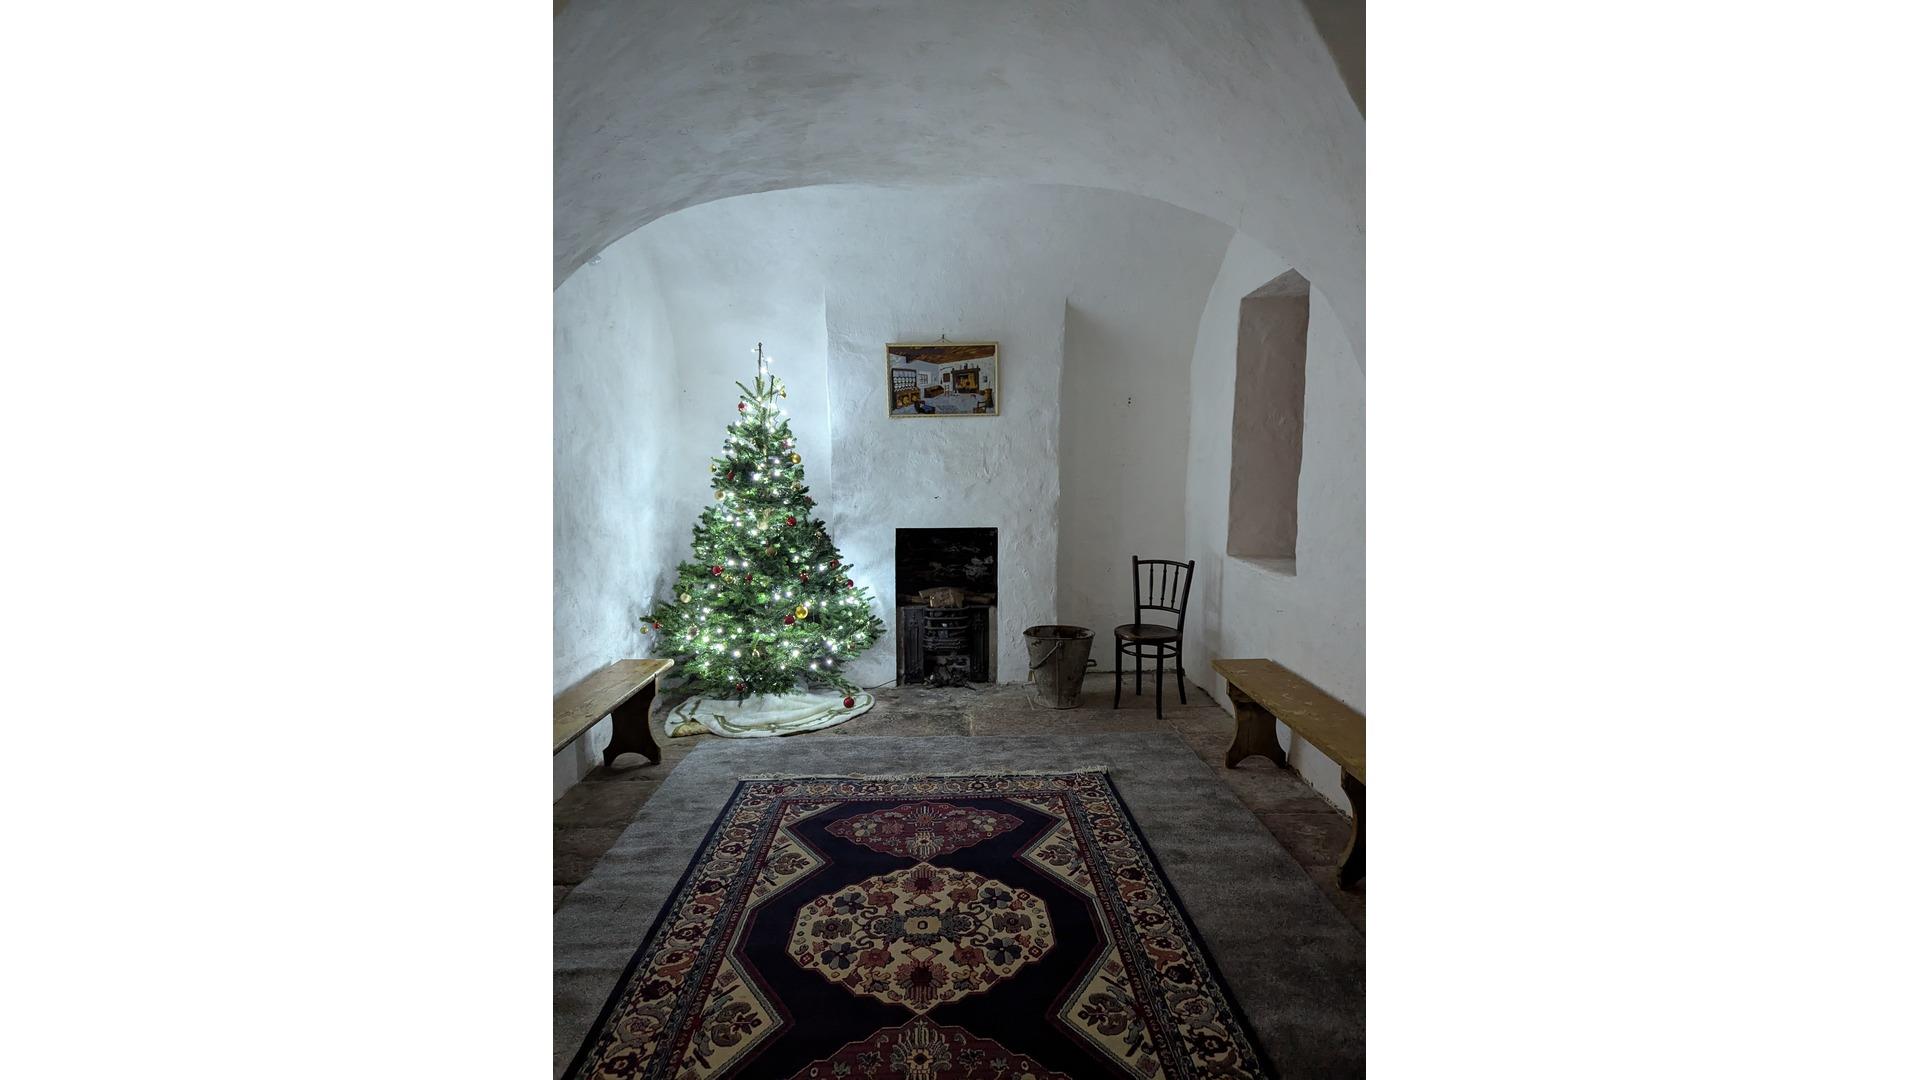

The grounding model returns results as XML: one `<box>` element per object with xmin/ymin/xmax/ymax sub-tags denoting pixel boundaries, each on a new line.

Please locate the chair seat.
<box><xmin>1115</xmin><ymin>622</ymin><xmax>1179</xmax><ymax>642</ymax></box>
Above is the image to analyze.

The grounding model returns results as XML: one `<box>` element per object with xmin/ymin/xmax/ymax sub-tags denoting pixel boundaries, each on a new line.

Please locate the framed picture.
<box><xmin>886</xmin><ymin>341</ymin><xmax>999</xmax><ymax>417</ymax></box>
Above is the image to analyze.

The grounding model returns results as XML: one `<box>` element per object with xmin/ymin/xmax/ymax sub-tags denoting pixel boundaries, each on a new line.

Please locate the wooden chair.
<box><xmin>1112</xmin><ymin>556</ymin><xmax>1195</xmax><ymax>719</ymax></box>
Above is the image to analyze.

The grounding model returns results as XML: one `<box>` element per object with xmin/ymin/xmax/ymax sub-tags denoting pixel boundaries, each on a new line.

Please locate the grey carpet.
<box><xmin>553</xmin><ymin>734</ymin><xmax>1365</xmax><ymax>1077</ymax></box>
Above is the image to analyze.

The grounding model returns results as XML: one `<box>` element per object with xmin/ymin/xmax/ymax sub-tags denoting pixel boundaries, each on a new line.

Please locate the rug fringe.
<box><xmin>730</xmin><ymin>767</ymin><xmax>1110</xmax><ymax>781</ymax></box>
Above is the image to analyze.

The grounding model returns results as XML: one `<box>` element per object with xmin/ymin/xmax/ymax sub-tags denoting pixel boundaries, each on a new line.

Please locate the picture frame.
<box><xmin>885</xmin><ymin>341</ymin><xmax>1000</xmax><ymax>418</ymax></box>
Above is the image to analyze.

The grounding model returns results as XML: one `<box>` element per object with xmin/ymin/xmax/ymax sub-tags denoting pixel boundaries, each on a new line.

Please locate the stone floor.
<box><xmin>553</xmin><ymin>678</ymin><xmax>1365</xmax><ymax>933</ymax></box>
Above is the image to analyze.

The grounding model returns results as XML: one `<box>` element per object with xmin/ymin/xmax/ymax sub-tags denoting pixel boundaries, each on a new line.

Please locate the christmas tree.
<box><xmin>644</xmin><ymin>345</ymin><xmax>885</xmax><ymax>701</ymax></box>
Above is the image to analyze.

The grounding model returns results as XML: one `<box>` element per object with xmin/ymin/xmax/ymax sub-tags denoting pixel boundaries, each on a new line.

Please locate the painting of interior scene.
<box><xmin>886</xmin><ymin>341</ymin><xmax>999</xmax><ymax>416</ymax></box>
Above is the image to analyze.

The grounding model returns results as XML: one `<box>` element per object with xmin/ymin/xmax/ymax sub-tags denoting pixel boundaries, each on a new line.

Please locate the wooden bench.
<box><xmin>553</xmin><ymin>659</ymin><xmax>674</xmax><ymax>769</ymax></box>
<box><xmin>1211</xmin><ymin>658</ymin><xmax>1366</xmax><ymax>888</ymax></box>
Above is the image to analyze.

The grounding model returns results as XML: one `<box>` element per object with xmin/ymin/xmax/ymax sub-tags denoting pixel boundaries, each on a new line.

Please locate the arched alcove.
<box><xmin>554</xmin><ymin>183</ymin><xmax>1240</xmax><ymax>710</ymax></box>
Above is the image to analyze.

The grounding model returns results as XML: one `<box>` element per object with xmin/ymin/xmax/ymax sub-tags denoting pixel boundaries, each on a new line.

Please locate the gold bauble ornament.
<box><xmin>790</xmin><ymin>453</ymin><xmax>801</xmax><ymax>464</ymax></box>
<box><xmin>794</xmin><ymin>603</ymin><xmax>810</xmax><ymax>620</ymax></box>
<box><xmin>715</xmin><ymin>490</ymin><xmax>725</xmax><ymax>500</ymax></box>
<box><xmin>679</xmin><ymin>592</ymin><xmax>691</xmax><ymax>603</ymax></box>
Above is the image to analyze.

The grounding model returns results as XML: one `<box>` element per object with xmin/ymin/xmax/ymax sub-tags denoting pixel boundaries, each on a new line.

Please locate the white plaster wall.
<box><xmin>1184</xmin><ymin>234</ymin><xmax>1366</xmax><ymax>811</ymax></box>
<box><xmin>558</xmin><ymin>184</ymin><xmax>1233</xmax><ymax>700</ymax></box>
<box><xmin>553</xmin><ymin>240</ymin><xmax>684</xmax><ymax>796</ymax></box>
<box><xmin>818</xmin><ymin>197</ymin><xmax>1074</xmax><ymax>689</ymax></box>
<box><xmin>634</xmin><ymin>205</ymin><xmax>835</xmax><ymax>523</ymax></box>
<box><xmin>554</xmin><ymin>0</ymin><xmax>1365</xmax><ymax>362</ymax></box>
<box><xmin>807</xmin><ymin>187</ymin><xmax>1231</xmax><ymax>687</ymax></box>
<box><xmin>827</xmin><ymin>297</ymin><xmax>1061</xmax><ymax>687</ymax></box>
<box><xmin>1059</xmin><ymin>244</ymin><xmax>1231</xmax><ymax>656</ymax></box>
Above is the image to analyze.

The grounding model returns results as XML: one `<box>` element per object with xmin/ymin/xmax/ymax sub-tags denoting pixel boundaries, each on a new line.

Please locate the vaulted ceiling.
<box><xmin>555</xmin><ymin>1</ymin><xmax>1365</xmax><ymax>359</ymax></box>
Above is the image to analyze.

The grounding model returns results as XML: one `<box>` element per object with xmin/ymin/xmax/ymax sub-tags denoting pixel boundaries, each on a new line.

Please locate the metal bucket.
<box><xmin>1024</xmin><ymin>624</ymin><xmax>1095</xmax><ymax>709</ymax></box>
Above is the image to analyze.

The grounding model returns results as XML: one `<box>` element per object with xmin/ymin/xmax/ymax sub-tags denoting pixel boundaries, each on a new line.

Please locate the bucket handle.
<box><xmin>1028</xmin><ymin>641</ymin><xmax>1065</xmax><ymax>670</ymax></box>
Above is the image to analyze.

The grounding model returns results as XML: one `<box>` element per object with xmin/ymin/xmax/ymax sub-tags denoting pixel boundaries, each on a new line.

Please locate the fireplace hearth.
<box><xmin>896</xmin><ymin>528</ymin><xmax>996</xmax><ymax>685</ymax></box>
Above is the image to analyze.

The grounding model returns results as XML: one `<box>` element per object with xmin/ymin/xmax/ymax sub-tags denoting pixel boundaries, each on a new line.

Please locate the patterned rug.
<box><xmin>562</xmin><ymin>772</ymin><xmax>1275</xmax><ymax>1079</ymax></box>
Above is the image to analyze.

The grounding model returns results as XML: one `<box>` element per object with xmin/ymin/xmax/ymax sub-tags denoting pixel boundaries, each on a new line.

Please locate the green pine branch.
<box><xmin>642</xmin><ymin>366</ymin><xmax>886</xmax><ymax>699</ymax></box>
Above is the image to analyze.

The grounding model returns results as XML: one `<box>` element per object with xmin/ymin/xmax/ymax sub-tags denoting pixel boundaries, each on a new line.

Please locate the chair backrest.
<box><xmin>1132</xmin><ymin>556</ymin><xmax>1196</xmax><ymax>635</ymax></box>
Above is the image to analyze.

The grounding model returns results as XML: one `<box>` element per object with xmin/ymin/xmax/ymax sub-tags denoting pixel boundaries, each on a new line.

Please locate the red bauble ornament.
<box><xmin>744</xmin><ymin>572</ymin><xmax>753</xmax><ymax>583</ymax></box>
<box><xmin>842</xmin><ymin>696</ymin><xmax>855</xmax><ymax>708</ymax></box>
<box><xmin>736</xmin><ymin>681</ymin><xmax>747</xmax><ymax>691</ymax></box>
<box><xmin>785</xmin><ymin>515</ymin><xmax>797</xmax><ymax>526</ymax></box>
<box><xmin>711</xmin><ymin>565</ymin><xmax>722</xmax><ymax>575</ymax></box>
<box><xmin>651</xmin><ymin>621</ymin><xmax>661</xmax><ymax>630</ymax></box>
<box><xmin>727</xmin><ymin>471</ymin><xmax>734</xmax><ymax>480</ymax></box>
<box><xmin>783</xmin><ymin>614</ymin><xmax>795</xmax><ymax>625</ymax></box>
<box><xmin>829</xmin><ymin>559</ymin><xmax>840</xmax><ymax>569</ymax></box>
<box><xmin>799</xmin><ymin>572</ymin><xmax>809</xmax><ymax>583</ymax></box>
<box><xmin>737</xmin><ymin>402</ymin><xmax>745</xmax><ymax>411</ymax></box>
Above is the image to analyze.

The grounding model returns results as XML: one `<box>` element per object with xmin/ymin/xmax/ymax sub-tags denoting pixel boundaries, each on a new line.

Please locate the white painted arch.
<box><xmin>555</xmin><ymin>0</ymin><xmax>1366</xmax><ymax>362</ymax></box>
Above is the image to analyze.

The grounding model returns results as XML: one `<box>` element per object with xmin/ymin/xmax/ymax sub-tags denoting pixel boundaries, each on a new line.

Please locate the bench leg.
<box><xmin>1224</xmin><ymin>685</ymin><xmax>1287</xmax><ymax>769</ymax></box>
<box><xmin>602</xmin><ymin>681</ymin><xmax>662</xmax><ymax>768</ymax></box>
<box><xmin>1338</xmin><ymin>770</ymin><xmax>1366</xmax><ymax>889</ymax></box>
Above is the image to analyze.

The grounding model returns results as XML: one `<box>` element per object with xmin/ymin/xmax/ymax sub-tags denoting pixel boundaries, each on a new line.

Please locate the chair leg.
<box><xmin>1135</xmin><ymin>650</ymin><xmax>1142</xmax><ymax>695</ymax></box>
<box><xmin>1112</xmin><ymin>638</ymin><xmax>1121</xmax><ymax>709</ymax></box>
<box><xmin>1175</xmin><ymin>644</ymin><xmax>1188</xmax><ymax>705</ymax></box>
<box><xmin>1154</xmin><ymin>655</ymin><xmax>1164</xmax><ymax>719</ymax></box>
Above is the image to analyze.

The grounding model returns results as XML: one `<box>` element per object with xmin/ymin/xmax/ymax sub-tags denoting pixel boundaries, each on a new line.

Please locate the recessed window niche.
<box><xmin>1226</xmin><ymin>269</ymin><xmax>1309</xmax><ymax>571</ymax></box>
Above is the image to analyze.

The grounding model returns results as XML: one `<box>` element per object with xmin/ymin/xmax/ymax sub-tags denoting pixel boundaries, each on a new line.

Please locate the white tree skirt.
<box><xmin>665</xmin><ymin>689</ymin><xmax>874</xmax><ymax>738</ymax></box>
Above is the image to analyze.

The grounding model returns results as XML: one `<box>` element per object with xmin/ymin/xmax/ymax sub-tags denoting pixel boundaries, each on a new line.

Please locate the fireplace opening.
<box><xmin>895</xmin><ymin>528</ymin><xmax>997</xmax><ymax>685</ymax></box>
